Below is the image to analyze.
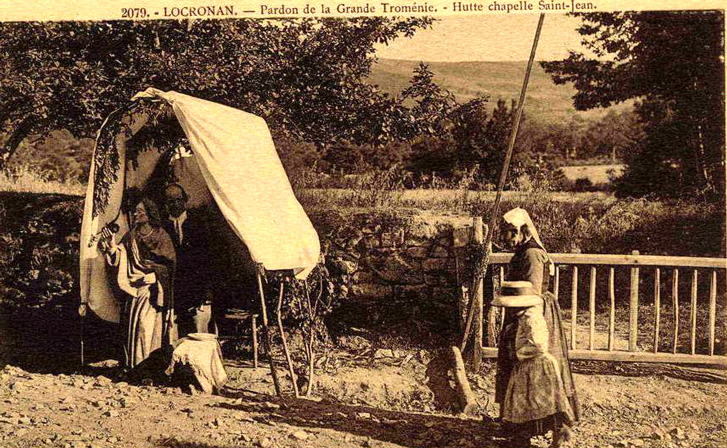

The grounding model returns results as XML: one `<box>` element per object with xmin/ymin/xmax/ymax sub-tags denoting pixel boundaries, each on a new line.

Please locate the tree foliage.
<box><xmin>542</xmin><ymin>11</ymin><xmax>725</xmax><ymax>198</ymax></box>
<box><xmin>0</xmin><ymin>18</ymin><xmax>433</xmax><ymax>169</ymax></box>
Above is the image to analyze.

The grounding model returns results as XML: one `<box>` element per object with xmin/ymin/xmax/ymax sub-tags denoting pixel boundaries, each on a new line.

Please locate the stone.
<box><xmin>351</xmin><ymin>283</ymin><xmax>391</xmax><ymax>299</ymax></box>
<box><xmin>394</xmin><ymin>285</ymin><xmax>428</xmax><ymax>299</ymax></box>
<box><xmin>406</xmin><ymin>247</ymin><xmax>429</xmax><ymax>258</ymax></box>
<box><xmin>353</xmin><ymin>271</ymin><xmax>374</xmax><ymax>283</ymax></box>
<box><xmin>258</xmin><ymin>437</ymin><xmax>273</xmax><ymax>448</ymax></box>
<box><xmin>424</xmin><ymin>274</ymin><xmax>441</xmax><ymax>286</ymax></box>
<box><xmin>328</xmin><ymin>258</ymin><xmax>357</xmax><ymax>275</ymax></box>
<box><xmin>365</xmin><ymin>236</ymin><xmax>381</xmax><ymax>249</ymax></box>
<box><xmin>431</xmin><ymin>246</ymin><xmax>450</xmax><ymax>258</ymax></box>
<box><xmin>374</xmin><ymin>349</ymin><xmax>395</xmax><ymax>359</ymax></box>
<box><xmin>95</xmin><ymin>376</ymin><xmax>113</xmax><ymax>387</ymax></box>
<box><xmin>381</xmin><ymin>231</ymin><xmax>403</xmax><ymax>247</ymax></box>
<box><xmin>670</xmin><ymin>428</ymin><xmax>686</xmax><ymax>440</ymax></box>
<box><xmin>422</xmin><ymin>258</ymin><xmax>451</xmax><ymax>272</ymax></box>
<box><xmin>370</xmin><ymin>253</ymin><xmax>424</xmax><ymax>285</ymax></box>
<box><xmin>291</xmin><ymin>430</ymin><xmax>309</xmax><ymax>440</ymax></box>
<box><xmin>432</xmin><ymin>287</ymin><xmax>455</xmax><ymax>300</ymax></box>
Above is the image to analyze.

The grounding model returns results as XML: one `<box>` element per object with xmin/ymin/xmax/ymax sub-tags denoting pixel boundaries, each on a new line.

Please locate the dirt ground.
<box><xmin>1</xmin><ymin>348</ymin><xmax>726</xmax><ymax>448</ymax></box>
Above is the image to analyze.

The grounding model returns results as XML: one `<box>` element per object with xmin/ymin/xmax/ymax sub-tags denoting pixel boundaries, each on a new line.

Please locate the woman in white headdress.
<box><xmin>496</xmin><ymin>207</ymin><xmax>580</xmax><ymax>447</ymax></box>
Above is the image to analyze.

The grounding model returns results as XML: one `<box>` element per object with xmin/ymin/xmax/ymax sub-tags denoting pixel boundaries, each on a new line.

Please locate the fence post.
<box><xmin>629</xmin><ymin>250</ymin><xmax>640</xmax><ymax>352</ymax></box>
<box><xmin>709</xmin><ymin>270</ymin><xmax>717</xmax><ymax>356</ymax></box>
<box><xmin>589</xmin><ymin>266</ymin><xmax>596</xmax><ymax>351</ymax></box>
<box><xmin>554</xmin><ymin>265</ymin><xmax>560</xmax><ymax>303</ymax></box>
<box><xmin>608</xmin><ymin>267</ymin><xmax>615</xmax><ymax>351</ymax></box>
<box><xmin>571</xmin><ymin>266</ymin><xmax>578</xmax><ymax>350</ymax></box>
<box><xmin>653</xmin><ymin>268</ymin><xmax>661</xmax><ymax>353</ymax></box>
<box><xmin>672</xmin><ymin>269</ymin><xmax>680</xmax><ymax>354</ymax></box>
<box><xmin>691</xmin><ymin>270</ymin><xmax>698</xmax><ymax>355</ymax></box>
<box><xmin>499</xmin><ymin>266</ymin><xmax>506</xmax><ymax>329</ymax></box>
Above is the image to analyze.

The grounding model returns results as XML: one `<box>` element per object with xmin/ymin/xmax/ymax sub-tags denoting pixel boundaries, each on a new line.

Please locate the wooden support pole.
<box><xmin>79</xmin><ymin>302</ymin><xmax>87</xmax><ymax>368</ymax></box>
<box><xmin>499</xmin><ymin>266</ymin><xmax>506</xmax><ymax>331</ymax></box>
<box><xmin>476</xmin><ymin>223</ymin><xmax>485</xmax><ymax>359</ymax></box>
<box><xmin>451</xmin><ymin>346</ymin><xmax>478</xmax><ymax>415</ymax></box>
<box><xmin>554</xmin><ymin>265</ymin><xmax>560</xmax><ymax>302</ymax></box>
<box><xmin>709</xmin><ymin>271</ymin><xmax>717</xmax><ymax>356</ymax></box>
<box><xmin>690</xmin><ymin>270</ymin><xmax>698</xmax><ymax>355</ymax></box>
<box><xmin>672</xmin><ymin>269</ymin><xmax>680</xmax><ymax>354</ymax></box>
<box><xmin>462</xmin><ymin>217</ymin><xmax>484</xmax><ymax>369</ymax></box>
<box><xmin>608</xmin><ymin>267</ymin><xmax>615</xmax><ymax>351</ymax></box>
<box><xmin>256</xmin><ymin>271</ymin><xmax>282</xmax><ymax>397</ymax></box>
<box><xmin>629</xmin><ymin>250</ymin><xmax>640</xmax><ymax>352</ymax></box>
<box><xmin>276</xmin><ymin>281</ymin><xmax>300</xmax><ymax>397</ymax></box>
<box><xmin>571</xmin><ymin>266</ymin><xmax>578</xmax><ymax>350</ymax></box>
<box><xmin>653</xmin><ymin>268</ymin><xmax>661</xmax><ymax>354</ymax></box>
<box><xmin>589</xmin><ymin>266</ymin><xmax>596</xmax><ymax>351</ymax></box>
<box><xmin>251</xmin><ymin>315</ymin><xmax>259</xmax><ymax>368</ymax></box>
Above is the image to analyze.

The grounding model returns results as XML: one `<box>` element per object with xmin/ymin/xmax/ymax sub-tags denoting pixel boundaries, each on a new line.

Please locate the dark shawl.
<box><xmin>119</xmin><ymin>225</ymin><xmax>177</xmax><ymax>344</ymax></box>
<box><xmin>496</xmin><ymin>238</ymin><xmax>581</xmax><ymax>424</ymax></box>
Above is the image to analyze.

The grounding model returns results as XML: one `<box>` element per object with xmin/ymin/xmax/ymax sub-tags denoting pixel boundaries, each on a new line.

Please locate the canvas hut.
<box><xmin>79</xmin><ymin>88</ymin><xmax>320</xmax><ymax>325</ymax></box>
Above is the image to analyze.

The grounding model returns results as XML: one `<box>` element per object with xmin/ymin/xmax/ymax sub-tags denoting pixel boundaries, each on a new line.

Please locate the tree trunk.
<box><xmin>691</xmin><ymin>79</ymin><xmax>714</xmax><ymax>194</ymax></box>
<box><xmin>0</xmin><ymin>117</ymin><xmax>33</xmax><ymax>172</ymax></box>
<box><xmin>695</xmin><ymin>122</ymin><xmax>713</xmax><ymax>193</ymax></box>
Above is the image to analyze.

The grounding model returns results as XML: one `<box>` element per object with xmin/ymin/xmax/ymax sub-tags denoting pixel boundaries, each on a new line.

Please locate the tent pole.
<box><xmin>79</xmin><ymin>302</ymin><xmax>87</xmax><ymax>369</ymax></box>
<box><xmin>256</xmin><ymin>269</ymin><xmax>282</xmax><ymax>397</ymax></box>
<box><xmin>276</xmin><ymin>280</ymin><xmax>300</xmax><ymax>397</ymax></box>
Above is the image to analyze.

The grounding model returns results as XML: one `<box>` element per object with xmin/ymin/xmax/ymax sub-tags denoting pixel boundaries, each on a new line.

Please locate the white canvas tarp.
<box><xmin>80</xmin><ymin>88</ymin><xmax>320</xmax><ymax>323</ymax></box>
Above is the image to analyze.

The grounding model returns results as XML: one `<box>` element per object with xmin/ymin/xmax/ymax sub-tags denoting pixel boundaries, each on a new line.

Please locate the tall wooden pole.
<box><xmin>460</xmin><ymin>13</ymin><xmax>546</xmax><ymax>353</ymax></box>
<box><xmin>451</xmin><ymin>15</ymin><xmax>546</xmax><ymax>415</ymax></box>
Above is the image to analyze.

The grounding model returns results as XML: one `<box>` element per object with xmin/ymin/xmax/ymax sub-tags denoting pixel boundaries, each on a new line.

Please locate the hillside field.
<box><xmin>368</xmin><ymin>59</ymin><xmax>633</xmax><ymax>122</ymax></box>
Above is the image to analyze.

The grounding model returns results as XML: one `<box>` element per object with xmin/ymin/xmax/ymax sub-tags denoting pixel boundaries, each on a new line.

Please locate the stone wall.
<box><xmin>309</xmin><ymin>209</ymin><xmax>473</xmax><ymax>344</ymax></box>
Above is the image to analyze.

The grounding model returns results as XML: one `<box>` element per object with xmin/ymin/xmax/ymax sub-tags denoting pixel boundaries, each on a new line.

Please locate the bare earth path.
<box><xmin>1</xmin><ymin>352</ymin><xmax>726</xmax><ymax>448</ymax></box>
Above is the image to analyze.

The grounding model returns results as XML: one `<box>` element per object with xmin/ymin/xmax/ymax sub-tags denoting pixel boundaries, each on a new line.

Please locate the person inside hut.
<box><xmin>99</xmin><ymin>193</ymin><xmax>177</xmax><ymax>373</ymax></box>
<box><xmin>162</xmin><ymin>182</ymin><xmax>217</xmax><ymax>337</ymax></box>
<box><xmin>496</xmin><ymin>207</ymin><xmax>580</xmax><ymax>447</ymax></box>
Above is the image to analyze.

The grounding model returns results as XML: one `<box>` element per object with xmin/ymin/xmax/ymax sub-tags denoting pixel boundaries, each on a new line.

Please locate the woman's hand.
<box><xmin>143</xmin><ymin>272</ymin><xmax>157</xmax><ymax>284</ymax></box>
<box><xmin>99</xmin><ymin>227</ymin><xmax>118</xmax><ymax>254</ymax></box>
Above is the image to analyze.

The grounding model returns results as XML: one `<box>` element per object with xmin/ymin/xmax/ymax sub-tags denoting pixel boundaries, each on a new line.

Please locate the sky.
<box><xmin>374</xmin><ymin>14</ymin><xmax>591</xmax><ymax>62</ymax></box>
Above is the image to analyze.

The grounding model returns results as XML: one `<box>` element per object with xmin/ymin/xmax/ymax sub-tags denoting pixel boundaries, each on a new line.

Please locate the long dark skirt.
<box><xmin>495</xmin><ymin>291</ymin><xmax>580</xmax><ymax>430</ymax></box>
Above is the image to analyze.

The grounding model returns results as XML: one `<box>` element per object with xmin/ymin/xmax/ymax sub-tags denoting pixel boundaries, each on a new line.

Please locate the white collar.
<box><xmin>169</xmin><ymin>210</ymin><xmax>188</xmax><ymax>224</ymax></box>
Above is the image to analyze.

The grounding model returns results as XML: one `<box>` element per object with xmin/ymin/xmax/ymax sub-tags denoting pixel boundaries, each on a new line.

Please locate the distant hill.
<box><xmin>368</xmin><ymin>59</ymin><xmax>630</xmax><ymax>123</ymax></box>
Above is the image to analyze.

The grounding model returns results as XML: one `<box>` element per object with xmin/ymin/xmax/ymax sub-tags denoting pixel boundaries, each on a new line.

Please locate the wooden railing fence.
<box><xmin>480</xmin><ymin>252</ymin><xmax>727</xmax><ymax>367</ymax></box>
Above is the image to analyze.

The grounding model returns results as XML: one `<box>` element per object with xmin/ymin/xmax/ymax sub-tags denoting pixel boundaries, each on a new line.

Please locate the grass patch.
<box><xmin>0</xmin><ymin>166</ymin><xmax>85</xmax><ymax>196</ymax></box>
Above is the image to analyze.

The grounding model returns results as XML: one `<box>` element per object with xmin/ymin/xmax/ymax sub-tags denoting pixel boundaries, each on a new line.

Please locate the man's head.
<box><xmin>163</xmin><ymin>183</ymin><xmax>188</xmax><ymax>218</ymax></box>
